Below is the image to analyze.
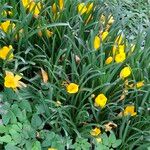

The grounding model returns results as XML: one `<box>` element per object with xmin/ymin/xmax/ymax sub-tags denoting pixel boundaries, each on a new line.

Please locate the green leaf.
<box><xmin>72</xmin><ymin>137</ymin><xmax>91</xmax><ymax>150</ymax></box>
<box><xmin>9</xmin><ymin>129</ymin><xmax>22</xmax><ymax>145</ymax></box>
<box><xmin>101</xmin><ymin>133</ymin><xmax>109</xmax><ymax>146</ymax></box>
<box><xmin>31</xmin><ymin>114</ymin><xmax>42</xmax><ymax>129</ymax></box>
<box><xmin>109</xmin><ymin>132</ymin><xmax>116</xmax><ymax>144</ymax></box>
<box><xmin>112</xmin><ymin>139</ymin><xmax>122</xmax><ymax>148</ymax></box>
<box><xmin>42</xmin><ymin>132</ymin><xmax>55</xmax><ymax>147</ymax></box>
<box><xmin>11</xmin><ymin>104</ymin><xmax>23</xmax><ymax>120</ymax></box>
<box><xmin>31</xmin><ymin>141</ymin><xmax>41</xmax><ymax>150</ymax></box>
<box><xmin>11</xmin><ymin>124</ymin><xmax>22</xmax><ymax>132</ymax></box>
<box><xmin>0</xmin><ymin>125</ymin><xmax>8</xmax><ymax>133</ymax></box>
<box><xmin>95</xmin><ymin>143</ymin><xmax>109</xmax><ymax>150</ymax></box>
<box><xmin>26</xmin><ymin>141</ymin><xmax>33</xmax><ymax>150</ymax></box>
<box><xmin>23</xmin><ymin>123</ymin><xmax>36</xmax><ymax>139</ymax></box>
<box><xmin>3</xmin><ymin>88</ymin><xmax>18</xmax><ymax>101</ymax></box>
<box><xmin>5</xmin><ymin>144</ymin><xmax>21</xmax><ymax>150</ymax></box>
<box><xmin>19</xmin><ymin>100</ymin><xmax>32</xmax><ymax>112</ymax></box>
<box><xmin>0</xmin><ymin>135</ymin><xmax>12</xmax><ymax>143</ymax></box>
<box><xmin>2</xmin><ymin>112</ymin><xmax>11</xmax><ymax>125</ymax></box>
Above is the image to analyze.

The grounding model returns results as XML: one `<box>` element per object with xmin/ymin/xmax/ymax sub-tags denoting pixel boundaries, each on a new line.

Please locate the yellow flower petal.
<box><xmin>136</xmin><ymin>81</ymin><xmax>144</xmax><ymax>88</ymax></box>
<box><xmin>115</xmin><ymin>52</ymin><xmax>126</xmax><ymax>63</ymax></box>
<box><xmin>86</xmin><ymin>2</ymin><xmax>93</xmax><ymax>13</ymax></box>
<box><xmin>77</xmin><ymin>3</ymin><xmax>87</xmax><ymax>15</ymax></box>
<box><xmin>46</xmin><ymin>29</ymin><xmax>53</xmax><ymax>38</ymax></box>
<box><xmin>118</xmin><ymin>45</ymin><xmax>125</xmax><ymax>53</ymax></box>
<box><xmin>66</xmin><ymin>83</ymin><xmax>79</xmax><ymax>94</ymax></box>
<box><xmin>124</xmin><ymin>105</ymin><xmax>137</xmax><ymax>116</ymax></box>
<box><xmin>90</xmin><ymin>127</ymin><xmax>101</xmax><ymax>136</ymax></box>
<box><xmin>5</xmin><ymin>71</ymin><xmax>14</xmax><ymax>76</ymax></box>
<box><xmin>22</xmin><ymin>0</ymin><xmax>31</xmax><ymax>8</ymax></box>
<box><xmin>28</xmin><ymin>2</ymin><xmax>42</xmax><ymax>17</ymax></box>
<box><xmin>0</xmin><ymin>45</ymin><xmax>14</xmax><ymax>60</ymax></box>
<box><xmin>52</xmin><ymin>3</ymin><xmax>57</xmax><ymax>14</ymax></box>
<box><xmin>94</xmin><ymin>36</ymin><xmax>100</xmax><ymax>50</ymax></box>
<box><xmin>95</xmin><ymin>93</ymin><xmax>107</xmax><ymax>108</ymax></box>
<box><xmin>101</xmin><ymin>31</ymin><xmax>108</xmax><ymax>41</ymax></box>
<box><xmin>48</xmin><ymin>148</ymin><xmax>57</xmax><ymax>150</ymax></box>
<box><xmin>4</xmin><ymin>72</ymin><xmax>17</xmax><ymax>88</ymax></box>
<box><xmin>4</xmin><ymin>71</ymin><xmax>25</xmax><ymax>89</ymax></box>
<box><xmin>0</xmin><ymin>20</ymin><xmax>10</xmax><ymax>33</ymax></box>
<box><xmin>120</xmin><ymin>67</ymin><xmax>131</xmax><ymax>79</ymax></box>
<box><xmin>105</xmin><ymin>56</ymin><xmax>113</xmax><ymax>64</ymax></box>
<box><xmin>96</xmin><ymin>138</ymin><xmax>102</xmax><ymax>143</ymax></box>
<box><xmin>15</xmin><ymin>74</ymin><xmax>22</xmax><ymax>81</ymax></box>
<box><xmin>59</xmin><ymin>0</ymin><xmax>64</xmax><ymax>10</ymax></box>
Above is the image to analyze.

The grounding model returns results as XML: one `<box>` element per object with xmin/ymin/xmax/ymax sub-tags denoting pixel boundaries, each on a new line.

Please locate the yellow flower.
<box><xmin>21</xmin><ymin>0</ymin><xmax>31</xmax><ymax>8</ymax></box>
<box><xmin>52</xmin><ymin>3</ymin><xmax>57</xmax><ymax>14</ymax></box>
<box><xmin>48</xmin><ymin>148</ymin><xmax>57</xmax><ymax>150</ymax></box>
<box><xmin>86</xmin><ymin>2</ymin><xmax>93</xmax><ymax>13</ymax></box>
<box><xmin>105</xmin><ymin>56</ymin><xmax>113</xmax><ymax>64</ymax></box>
<box><xmin>52</xmin><ymin>3</ymin><xmax>60</xmax><ymax>19</ymax></box>
<box><xmin>28</xmin><ymin>1</ymin><xmax>42</xmax><ymax>17</ymax></box>
<box><xmin>45</xmin><ymin>29</ymin><xmax>53</xmax><ymax>38</ymax></box>
<box><xmin>94</xmin><ymin>36</ymin><xmax>100</xmax><ymax>50</ymax></box>
<box><xmin>90</xmin><ymin>127</ymin><xmax>101</xmax><ymax>136</ymax></box>
<box><xmin>4</xmin><ymin>71</ymin><xmax>26</xmax><ymax>89</ymax></box>
<box><xmin>120</xmin><ymin>67</ymin><xmax>131</xmax><ymax>79</ymax></box>
<box><xmin>95</xmin><ymin>93</ymin><xmax>107</xmax><ymax>108</ymax></box>
<box><xmin>118</xmin><ymin>45</ymin><xmax>125</xmax><ymax>53</ymax></box>
<box><xmin>136</xmin><ymin>81</ymin><xmax>144</xmax><ymax>88</ymax></box>
<box><xmin>113</xmin><ymin>44</ymin><xmax>125</xmax><ymax>56</ymax></box>
<box><xmin>113</xmin><ymin>35</ymin><xmax>124</xmax><ymax>55</ymax></box>
<box><xmin>0</xmin><ymin>20</ymin><xmax>15</xmax><ymax>33</ymax></box>
<box><xmin>96</xmin><ymin>138</ymin><xmax>102</xmax><ymax>143</ymax></box>
<box><xmin>59</xmin><ymin>0</ymin><xmax>64</xmax><ymax>10</ymax></box>
<box><xmin>101</xmin><ymin>31</ymin><xmax>108</xmax><ymax>41</ymax></box>
<box><xmin>123</xmin><ymin>105</ymin><xmax>137</xmax><ymax>116</ymax></box>
<box><xmin>66</xmin><ymin>83</ymin><xmax>79</xmax><ymax>94</ymax></box>
<box><xmin>77</xmin><ymin>3</ymin><xmax>87</xmax><ymax>15</ymax></box>
<box><xmin>0</xmin><ymin>45</ymin><xmax>13</xmax><ymax>60</ymax></box>
<box><xmin>115</xmin><ymin>52</ymin><xmax>126</xmax><ymax>63</ymax></box>
<box><xmin>108</xmin><ymin>15</ymin><xmax>114</xmax><ymax>25</ymax></box>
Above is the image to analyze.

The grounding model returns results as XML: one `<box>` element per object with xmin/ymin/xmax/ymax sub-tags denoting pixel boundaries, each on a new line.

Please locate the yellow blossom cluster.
<box><xmin>0</xmin><ymin>20</ymin><xmax>15</xmax><ymax>33</ymax></box>
<box><xmin>21</xmin><ymin>0</ymin><xmax>42</xmax><ymax>17</ymax></box>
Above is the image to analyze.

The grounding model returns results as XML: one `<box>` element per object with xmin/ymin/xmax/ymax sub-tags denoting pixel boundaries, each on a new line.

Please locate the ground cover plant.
<box><xmin>0</xmin><ymin>0</ymin><xmax>150</xmax><ymax>150</ymax></box>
